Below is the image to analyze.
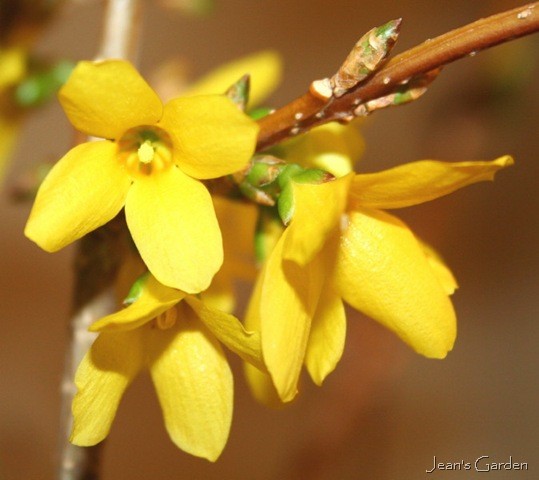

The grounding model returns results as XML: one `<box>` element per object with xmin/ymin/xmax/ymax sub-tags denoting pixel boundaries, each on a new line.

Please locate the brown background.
<box><xmin>1</xmin><ymin>0</ymin><xmax>538</xmax><ymax>479</ymax></box>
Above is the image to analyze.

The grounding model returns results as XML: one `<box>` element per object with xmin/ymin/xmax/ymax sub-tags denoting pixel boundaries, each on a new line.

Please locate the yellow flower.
<box><xmin>245</xmin><ymin>156</ymin><xmax>513</xmax><ymax>403</ymax></box>
<box><xmin>24</xmin><ymin>60</ymin><xmax>259</xmax><ymax>293</ymax></box>
<box><xmin>71</xmin><ymin>274</ymin><xmax>263</xmax><ymax>461</ymax></box>
<box><xmin>0</xmin><ymin>47</ymin><xmax>27</xmax><ymax>180</ymax></box>
<box><xmin>200</xmin><ymin>196</ymin><xmax>258</xmax><ymax>313</ymax></box>
<box><xmin>182</xmin><ymin>50</ymin><xmax>282</xmax><ymax>107</ymax></box>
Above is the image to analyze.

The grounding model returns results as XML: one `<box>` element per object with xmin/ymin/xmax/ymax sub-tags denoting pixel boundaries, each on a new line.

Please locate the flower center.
<box><xmin>137</xmin><ymin>140</ymin><xmax>155</xmax><ymax>164</ymax></box>
<box><xmin>118</xmin><ymin>125</ymin><xmax>173</xmax><ymax>177</ymax></box>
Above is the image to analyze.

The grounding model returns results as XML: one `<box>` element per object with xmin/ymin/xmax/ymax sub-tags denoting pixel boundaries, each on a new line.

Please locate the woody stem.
<box><xmin>256</xmin><ymin>2</ymin><xmax>539</xmax><ymax>151</ymax></box>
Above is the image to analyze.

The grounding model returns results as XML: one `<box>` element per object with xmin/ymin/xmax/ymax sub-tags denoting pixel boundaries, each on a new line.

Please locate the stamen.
<box><xmin>138</xmin><ymin>140</ymin><xmax>155</xmax><ymax>164</ymax></box>
<box><xmin>155</xmin><ymin>307</ymin><xmax>178</xmax><ymax>330</ymax></box>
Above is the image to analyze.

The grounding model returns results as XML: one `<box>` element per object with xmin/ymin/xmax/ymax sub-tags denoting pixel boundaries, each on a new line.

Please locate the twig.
<box><xmin>256</xmin><ymin>2</ymin><xmax>539</xmax><ymax>151</ymax></box>
<box><xmin>57</xmin><ymin>1</ymin><xmax>142</xmax><ymax>479</ymax></box>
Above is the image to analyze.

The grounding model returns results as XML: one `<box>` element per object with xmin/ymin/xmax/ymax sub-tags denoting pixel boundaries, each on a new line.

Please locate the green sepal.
<box><xmin>248</xmin><ymin>107</ymin><xmax>273</xmax><ymax>120</ymax></box>
<box><xmin>277</xmin><ymin>183</ymin><xmax>294</xmax><ymax>225</ymax></box>
<box><xmin>254</xmin><ymin>206</ymin><xmax>284</xmax><ymax>264</ymax></box>
<box><xmin>123</xmin><ymin>271</ymin><xmax>151</xmax><ymax>306</ymax></box>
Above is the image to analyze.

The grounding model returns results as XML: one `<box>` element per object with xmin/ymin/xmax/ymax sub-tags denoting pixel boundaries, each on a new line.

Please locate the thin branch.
<box><xmin>57</xmin><ymin>1</ymin><xmax>142</xmax><ymax>479</ymax></box>
<box><xmin>256</xmin><ymin>2</ymin><xmax>539</xmax><ymax>151</ymax></box>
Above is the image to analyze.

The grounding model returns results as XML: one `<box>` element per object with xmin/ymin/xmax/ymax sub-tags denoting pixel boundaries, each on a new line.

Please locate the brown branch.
<box><xmin>256</xmin><ymin>2</ymin><xmax>539</xmax><ymax>151</ymax></box>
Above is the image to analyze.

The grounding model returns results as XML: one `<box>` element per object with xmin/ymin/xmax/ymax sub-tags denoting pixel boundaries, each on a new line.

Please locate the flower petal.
<box><xmin>71</xmin><ymin>329</ymin><xmax>145</xmax><ymax>446</ymax></box>
<box><xmin>91</xmin><ymin>275</ymin><xmax>186</xmax><ymax>332</ymax></box>
<box><xmin>335</xmin><ymin>208</ymin><xmax>456</xmax><ymax>358</ymax></box>
<box><xmin>250</xmin><ymin>229</ymin><xmax>324</xmax><ymax>402</ymax></box>
<box><xmin>59</xmin><ymin>60</ymin><xmax>162</xmax><ymax>139</ymax></box>
<box><xmin>148</xmin><ymin>307</ymin><xmax>233</xmax><ymax>461</ymax></box>
<box><xmin>349</xmin><ymin>156</ymin><xmax>514</xmax><ymax>209</ymax></box>
<box><xmin>279</xmin><ymin>122</ymin><xmax>364</xmax><ymax>177</ymax></box>
<box><xmin>418</xmin><ymin>239</ymin><xmax>458</xmax><ymax>295</ymax></box>
<box><xmin>125</xmin><ymin>167</ymin><xmax>222</xmax><ymax>294</ymax></box>
<box><xmin>185</xmin><ymin>296</ymin><xmax>264</xmax><ymax>370</ymax></box>
<box><xmin>25</xmin><ymin>141</ymin><xmax>130</xmax><ymax>252</ymax></box>
<box><xmin>183</xmin><ymin>50</ymin><xmax>283</xmax><ymax>107</ymax></box>
<box><xmin>244</xmin><ymin>363</ymin><xmax>284</xmax><ymax>408</ymax></box>
<box><xmin>160</xmin><ymin>95</ymin><xmax>258</xmax><ymax>179</ymax></box>
<box><xmin>283</xmin><ymin>173</ymin><xmax>353</xmax><ymax>265</ymax></box>
<box><xmin>305</xmin><ymin>283</ymin><xmax>346</xmax><ymax>386</ymax></box>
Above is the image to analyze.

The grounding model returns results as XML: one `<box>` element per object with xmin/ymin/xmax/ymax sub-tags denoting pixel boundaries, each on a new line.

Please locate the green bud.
<box><xmin>245</xmin><ymin>156</ymin><xmax>283</xmax><ymax>187</ymax></box>
<box><xmin>331</xmin><ymin>18</ymin><xmax>401</xmax><ymax>97</ymax></box>
<box><xmin>225</xmin><ymin>74</ymin><xmax>250</xmax><ymax>111</ymax></box>
<box><xmin>276</xmin><ymin>163</ymin><xmax>304</xmax><ymax>189</ymax></box>
<box><xmin>289</xmin><ymin>168</ymin><xmax>333</xmax><ymax>185</ymax></box>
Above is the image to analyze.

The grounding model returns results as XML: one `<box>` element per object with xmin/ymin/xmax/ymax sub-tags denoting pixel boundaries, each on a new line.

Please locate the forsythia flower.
<box><xmin>245</xmin><ymin>155</ymin><xmax>513</xmax><ymax>403</ymax></box>
<box><xmin>0</xmin><ymin>47</ymin><xmax>26</xmax><ymax>180</ymax></box>
<box><xmin>71</xmin><ymin>274</ymin><xmax>263</xmax><ymax>461</ymax></box>
<box><xmin>24</xmin><ymin>60</ymin><xmax>259</xmax><ymax>293</ymax></box>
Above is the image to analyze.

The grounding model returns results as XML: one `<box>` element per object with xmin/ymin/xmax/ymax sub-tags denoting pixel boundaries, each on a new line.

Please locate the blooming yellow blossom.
<box><xmin>245</xmin><ymin>155</ymin><xmax>513</xmax><ymax>403</ymax></box>
<box><xmin>24</xmin><ymin>60</ymin><xmax>259</xmax><ymax>293</ymax></box>
<box><xmin>72</xmin><ymin>274</ymin><xmax>263</xmax><ymax>461</ymax></box>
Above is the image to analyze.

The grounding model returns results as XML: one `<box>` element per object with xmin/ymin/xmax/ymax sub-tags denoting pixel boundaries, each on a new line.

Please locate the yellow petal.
<box><xmin>200</xmin><ymin>274</ymin><xmax>236</xmax><ymax>313</ymax></box>
<box><xmin>91</xmin><ymin>275</ymin><xmax>186</xmax><ymax>332</ymax></box>
<box><xmin>160</xmin><ymin>95</ymin><xmax>258</xmax><ymax>179</ymax></box>
<box><xmin>279</xmin><ymin>122</ymin><xmax>364</xmax><ymax>177</ymax></box>
<box><xmin>243</xmin><ymin>275</ymin><xmax>284</xmax><ymax>407</ymax></box>
<box><xmin>183</xmin><ymin>50</ymin><xmax>283</xmax><ymax>107</ymax></box>
<box><xmin>244</xmin><ymin>362</ymin><xmax>284</xmax><ymax>408</ymax></box>
<box><xmin>25</xmin><ymin>141</ymin><xmax>131</xmax><ymax>252</ymax></box>
<box><xmin>70</xmin><ymin>329</ymin><xmax>145</xmax><ymax>446</ymax></box>
<box><xmin>350</xmin><ymin>156</ymin><xmax>514</xmax><ymax>209</ymax></box>
<box><xmin>59</xmin><ymin>60</ymin><xmax>163</xmax><ymax>139</ymax></box>
<box><xmin>250</xmin><ymin>230</ymin><xmax>324</xmax><ymax>402</ymax></box>
<box><xmin>148</xmin><ymin>307</ymin><xmax>233</xmax><ymax>461</ymax></box>
<box><xmin>335</xmin><ymin>208</ymin><xmax>456</xmax><ymax>358</ymax></box>
<box><xmin>283</xmin><ymin>173</ymin><xmax>353</xmax><ymax>265</ymax></box>
<box><xmin>418</xmin><ymin>239</ymin><xmax>458</xmax><ymax>295</ymax></box>
<box><xmin>185</xmin><ymin>296</ymin><xmax>264</xmax><ymax>370</ymax></box>
<box><xmin>125</xmin><ymin>167</ymin><xmax>222</xmax><ymax>294</ymax></box>
<box><xmin>305</xmin><ymin>282</ymin><xmax>346</xmax><ymax>386</ymax></box>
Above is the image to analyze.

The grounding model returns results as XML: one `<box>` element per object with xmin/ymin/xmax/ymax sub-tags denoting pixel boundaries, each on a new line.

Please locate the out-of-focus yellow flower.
<box><xmin>72</xmin><ymin>274</ymin><xmax>263</xmax><ymax>461</ymax></box>
<box><xmin>200</xmin><ymin>196</ymin><xmax>258</xmax><ymax>313</ymax></box>
<box><xmin>0</xmin><ymin>47</ymin><xmax>26</xmax><ymax>180</ymax></box>
<box><xmin>183</xmin><ymin>50</ymin><xmax>282</xmax><ymax>107</ymax></box>
<box><xmin>24</xmin><ymin>60</ymin><xmax>258</xmax><ymax>293</ymax></box>
<box><xmin>245</xmin><ymin>155</ymin><xmax>513</xmax><ymax>403</ymax></box>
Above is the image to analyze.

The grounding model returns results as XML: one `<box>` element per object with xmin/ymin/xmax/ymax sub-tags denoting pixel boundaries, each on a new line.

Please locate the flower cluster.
<box><xmin>24</xmin><ymin>53</ymin><xmax>513</xmax><ymax>460</ymax></box>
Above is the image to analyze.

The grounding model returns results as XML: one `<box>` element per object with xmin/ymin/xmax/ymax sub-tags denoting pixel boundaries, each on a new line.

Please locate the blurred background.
<box><xmin>1</xmin><ymin>0</ymin><xmax>538</xmax><ymax>478</ymax></box>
